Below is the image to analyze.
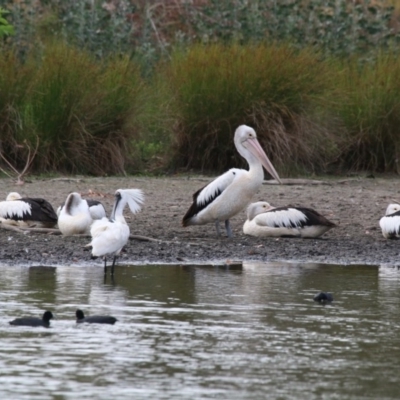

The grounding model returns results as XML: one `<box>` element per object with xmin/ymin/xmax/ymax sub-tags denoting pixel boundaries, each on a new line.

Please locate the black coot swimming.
<box><xmin>313</xmin><ymin>292</ymin><xmax>333</xmax><ymax>303</ymax></box>
<box><xmin>9</xmin><ymin>311</ymin><xmax>54</xmax><ymax>327</ymax></box>
<box><xmin>76</xmin><ymin>309</ymin><xmax>117</xmax><ymax>325</ymax></box>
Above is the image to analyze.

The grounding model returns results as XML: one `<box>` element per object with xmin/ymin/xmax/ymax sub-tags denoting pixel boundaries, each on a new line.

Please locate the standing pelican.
<box><xmin>57</xmin><ymin>192</ymin><xmax>94</xmax><ymax>236</ymax></box>
<box><xmin>0</xmin><ymin>192</ymin><xmax>58</xmax><ymax>228</ymax></box>
<box><xmin>243</xmin><ymin>201</ymin><xmax>336</xmax><ymax>238</ymax></box>
<box><xmin>87</xmin><ymin>189</ymin><xmax>144</xmax><ymax>275</ymax></box>
<box><xmin>379</xmin><ymin>204</ymin><xmax>400</xmax><ymax>239</ymax></box>
<box><xmin>182</xmin><ymin>125</ymin><xmax>281</xmax><ymax>237</ymax></box>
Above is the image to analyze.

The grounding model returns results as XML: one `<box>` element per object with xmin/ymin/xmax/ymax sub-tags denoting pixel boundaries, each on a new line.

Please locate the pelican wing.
<box><xmin>89</xmin><ymin>218</ymin><xmax>130</xmax><ymax>256</ymax></box>
<box><xmin>380</xmin><ymin>211</ymin><xmax>400</xmax><ymax>239</ymax></box>
<box><xmin>288</xmin><ymin>207</ymin><xmax>335</xmax><ymax>227</ymax></box>
<box><xmin>255</xmin><ymin>207</ymin><xmax>335</xmax><ymax>228</ymax></box>
<box><xmin>182</xmin><ymin>169</ymin><xmax>244</xmax><ymax>224</ymax></box>
<box><xmin>22</xmin><ymin>198</ymin><xmax>58</xmax><ymax>221</ymax></box>
<box><xmin>124</xmin><ymin>189</ymin><xmax>144</xmax><ymax>214</ymax></box>
<box><xmin>254</xmin><ymin>207</ymin><xmax>310</xmax><ymax>228</ymax></box>
<box><xmin>90</xmin><ymin>218</ymin><xmax>111</xmax><ymax>238</ymax></box>
<box><xmin>0</xmin><ymin>200</ymin><xmax>32</xmax><ymax>220</ymax></box>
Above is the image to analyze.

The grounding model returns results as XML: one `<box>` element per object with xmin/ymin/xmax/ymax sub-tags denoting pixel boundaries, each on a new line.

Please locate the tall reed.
<box><xmin>334</xmin><ymin>53</ymin><xmax>400</xmax><ymax>173</ymax></box>
<box><xmin>0</xmin><ymin>50</ymin><xmax>34</xmax><ymax>167</ymax></box>
<box><xmin>1</xmin><ymin>42</ymin><xmax>144</xmax><ymax>175</ymax></box>
<box><xmin>166</xmin><ymin>43</ymin><xmax>337</xmax><ymax>175</ymax></box>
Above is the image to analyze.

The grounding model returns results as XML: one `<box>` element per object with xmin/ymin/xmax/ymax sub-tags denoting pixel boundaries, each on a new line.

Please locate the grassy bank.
<box><xmin>2</xmin><ymin>0</ymin><xmax>400</xmax><ymax>176</ymax></box>
<box><xmin>2</xmin><ymin>41</ymin><xmax>400</xmax><ymax>176</ymax></box>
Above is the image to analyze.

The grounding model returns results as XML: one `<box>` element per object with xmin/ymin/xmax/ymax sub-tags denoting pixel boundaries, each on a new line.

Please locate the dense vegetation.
<box><xmin>1</xmin><ymin>0</ymin><xmax>400</xmax><ymax>176</ymax></box>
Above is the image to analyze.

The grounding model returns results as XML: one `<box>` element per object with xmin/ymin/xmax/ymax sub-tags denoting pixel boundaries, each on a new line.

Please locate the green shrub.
<box><xmin>0</xmin><ymin>6</ymin><xmax>14</xmax><ymax>37</ymax></box>
<box><xmin>2</xmin><ymin>0</ymin><xmax>399</xmax><ymax>66</ymax></box>
<box><xmin>187</xmin><ymin>0</ymin><xmax>399</xmax><ymax>58</ymax></box>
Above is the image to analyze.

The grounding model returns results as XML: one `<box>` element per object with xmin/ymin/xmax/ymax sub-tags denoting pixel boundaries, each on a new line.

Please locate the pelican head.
<box><xmin>247</xmin><ymin>201</ymin><xmax>274</xmax><ymax>221</ymax></box>
<box><xmin>385</xmin><ymin>203</ymin><xmax>400</xmax><ymax>216</ymax></box>
<box><xmin>234</xmin><ymin>125</ymin><xmax>281</xmax><ymax>183</ymax></box>
<box><xmin>6</xmin><ymin>192</ymin><xmax>22</xmax><ymax>201</ymax></box>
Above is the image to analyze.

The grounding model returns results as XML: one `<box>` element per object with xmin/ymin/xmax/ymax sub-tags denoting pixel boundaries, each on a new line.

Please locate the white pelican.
<box><xmin>243</xmin><ymin>201</ymin><xmax>336</xmax><ymax>238</ymax></box>
<box><xmin>379</xmin><ymin>204</ymin><xmax>400</xmax><ymax>239</ymax></box>
<box><xmin>57</xmin><ymin>198</ymin><xmax>106</xmax><ymax>220</ymax></box>
<box><xmin>57</xmin><ymin>192</ymin><xmax>98</xmax><ymax>236</ymax></box>
<box><xmin>182</xmin><ymin>125</ymin><xmax>281</xmax><ymax>237</ymax></box>
<box><xmin>0</xmin><ymin>192</ymin><xmax>58</xmax><ymax>228</ymax></box>
<box><xmin>76</xmin><ymin>309</ymin><xmax>117</xmax><ymax>325</ymax></box>
<box><xmin>87</xmin><ymin>189</ymin><xmax>144</xmax><ymax>275</ymax></box>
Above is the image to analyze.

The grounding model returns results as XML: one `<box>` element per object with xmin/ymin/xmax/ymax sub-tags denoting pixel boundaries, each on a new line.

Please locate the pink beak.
<box><xmin>246</xmin><ymin>137</ymin><xmax>282</xmax><ymax>183</ymax></box>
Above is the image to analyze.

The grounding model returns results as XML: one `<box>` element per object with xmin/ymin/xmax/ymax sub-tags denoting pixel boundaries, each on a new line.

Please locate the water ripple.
<box><xmin>0</xmin><ymin>262</ymin><xmax>399</xmax><ymax>399</ymax></box>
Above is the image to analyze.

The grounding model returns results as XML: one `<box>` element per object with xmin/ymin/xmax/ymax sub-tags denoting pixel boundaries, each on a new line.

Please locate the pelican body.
<box><xmin>57</xmin><ymin>193</ymin><xmax>106</xmax><ymax>236</ymax></box>
<box><xmin>87</xmin><ymin>189</ymin><xmax>144</xmax><ymax>275</ymax></box>
<box><xmin>0</xmin><ymin>192</ymin><xmax>58</xmax><ymax>228</ymax></box>
<box><xmin>85</xmin><ymin>200</ymin><xmax>107</xmax><ymax>220</ymax></box>
<box><xmin>379</xmin><ymin>204</ymin><xmax>400</xmax><ymax>239</ymax></box>
<box><xmin>243</xmin><ymin>201</ymin><xmax>336</xmax><ymax>238</ymax></box>
<box><xmin>58</xmin><ymin>192</ymin><xmax>94</xmax><ymax>236</ymax></box>
<box><xmin>182</xmin><ymin>125</ymin><xmax>281</xmax><ymax>237</ymax></box>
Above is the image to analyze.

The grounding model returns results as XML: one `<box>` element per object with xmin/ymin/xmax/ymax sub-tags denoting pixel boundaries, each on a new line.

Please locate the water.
<box><xmin>0</xmin><ymin>261</ymin><xmax>400</xmax><ymax>400</ymax></box>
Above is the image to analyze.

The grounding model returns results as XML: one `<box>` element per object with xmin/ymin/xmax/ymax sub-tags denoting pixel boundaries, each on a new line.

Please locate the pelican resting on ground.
<box><xmin>76</xmin><ymin>309</ymin><xmax>117</xmax><ymax>325</ymax></box>
<box><xmin>86</xmin><ymin>189</ymin><xmax>144</xmax><ymax>275</ymax></box>
<box><xmin>379</xmin><ymin>204</ymin><xmax>400</xmax><ymax>239</ymax></box>
<box><xmin>9</xmin><ymin>311</ymin><xmax>54</xmax><ymax>328</ymax></box>
<box><xmin>182</xmin><ymin>125</ymin><xmax>281</xmax><ymax>237</ymax></box>
<box><xmin>0</xmin><ymin>192</ymin><xmax>58</xmax><ymax>228</ymax></box>
<box><xmin>57</xmin><ymin>192</ymin><xmax>106</xmax><ymax>236</ymax></box>
<box><xmin>243</xmin><ymin>201</ymin><xmax>336</xmax><ymax>238</ymax></box>
<box><xmin>57</xmin><ymin>197</ymin><xmax>106</xmax><ymax>220</ymax></box>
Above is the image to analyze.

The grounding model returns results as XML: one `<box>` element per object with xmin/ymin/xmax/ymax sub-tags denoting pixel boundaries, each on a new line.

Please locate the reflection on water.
<box><xmin>0</xmin><ymin>261</ymin><xmax>400</xmax><ymax>399</ymax></box>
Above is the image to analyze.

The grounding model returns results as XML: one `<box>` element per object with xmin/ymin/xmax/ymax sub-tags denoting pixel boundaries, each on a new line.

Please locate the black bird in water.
<box><xmin>76</xmin><ymin>309</ymin><xmax>117</xmax><ymax>325</ymax></box>
<box><xmin>9</xmin><ymin>311</ymin><xmax>54</xmax><ymax>328</ymax></box>
<box><xmin>313</xmin><ymin>292</ymin><xmax>333</xmax><ymax>303</ymax></box>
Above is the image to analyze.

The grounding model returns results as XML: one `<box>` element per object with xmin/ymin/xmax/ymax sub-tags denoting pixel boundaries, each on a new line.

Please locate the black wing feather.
<box><xmin>86</xmin><ymin>199</ymin><xmax>103</xmax><ymax>207</ymax></box>
<box><xmin>182</xmin><ymin>184</ymin><xmax>222</xmax><ymax>226</ymax></box>
<box><xmin>20</xmin><ymin>198</ymin><xmax>58</xmax><ymax>222</ymax></box>
<box><xmin>268</xmin><ymin>206</ymin><xmax>336</xmax><ymax>228</ymax></box>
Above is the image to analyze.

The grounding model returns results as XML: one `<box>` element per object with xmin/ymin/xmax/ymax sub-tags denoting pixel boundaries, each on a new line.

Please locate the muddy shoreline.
<box><xmin>1</xmin><ymin>175</ymin><xmax>400</xmax><ymax>267</ymax></box>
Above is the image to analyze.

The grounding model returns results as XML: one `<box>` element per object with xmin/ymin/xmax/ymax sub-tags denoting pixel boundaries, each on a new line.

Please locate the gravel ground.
<box><xmin>1</xmin><ymin>175</ymin><xmax>400</xmax><ymax>267</ymax></box>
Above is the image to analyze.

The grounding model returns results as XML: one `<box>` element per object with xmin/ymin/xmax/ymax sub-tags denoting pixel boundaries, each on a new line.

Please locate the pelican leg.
<box><xmin>215</xmin><ymin>220</ymin><xmax>221</xmax><ymax>237</ymax></box>
<box><xmin>225</xmin><ymin>220</ymin><xmax>233</xmax><ymax>238</ymax></box>
<box><xmin>110</xmin><ymin>255</ymin><xmax>118</xmax><ymax>276</ymax></box>
<box><xmin>104</xmin><ymin>257</ymin><xmax>107</xmax><ymax>275</ymax></box>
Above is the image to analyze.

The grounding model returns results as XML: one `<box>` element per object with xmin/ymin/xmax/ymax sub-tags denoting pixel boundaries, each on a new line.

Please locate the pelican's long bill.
<box><xmin>245</xmin><ymin>137</ymin><xmax>282</xmax><ymax>183</ymax></box>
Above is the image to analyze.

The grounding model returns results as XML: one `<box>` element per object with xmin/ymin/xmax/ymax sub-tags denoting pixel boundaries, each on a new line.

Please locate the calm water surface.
<box><xmin>0</xmin><ymin>261</ymin><xmax>400</xmax><ymax>399</ymax></box>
